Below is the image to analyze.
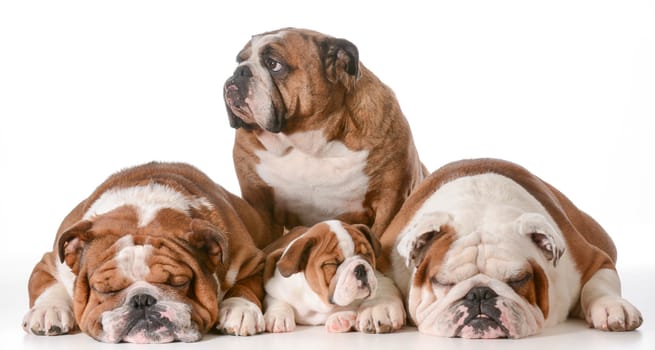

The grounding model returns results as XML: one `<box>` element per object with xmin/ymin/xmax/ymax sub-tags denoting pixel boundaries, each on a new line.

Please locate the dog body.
<box><xmin>262</xmin><ymin>220</ymin><xmax>405</xmax><ymax>333</ymax></box>
<box><xmin>379</xmin><ymin>158</ymin><xmax>642</xmax><ymax>338</ymax></box>
<box><xmin>224</xmin><ymin>28</ymin><xmax>427</xmax><ymax>238</ymax></box>
<box><xmin>23</xmin><ymin>162</ymin><xmax>269</xmax><ymax>343</ymax></box>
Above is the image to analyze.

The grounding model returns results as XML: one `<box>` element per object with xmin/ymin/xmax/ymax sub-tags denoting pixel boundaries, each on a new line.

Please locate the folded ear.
<box><xmin>352</xmin><ymin>224</ymin><xmax>381</xmax><ymax>257</ymax></box>
<box><xmin>516</xmin><ymin>213</ymin><xmax>566</xmax><ymax>267</ymax></box>
<box><xmin>57</xmin><ymin>220</ymin><xmax>94</xmax><ymax>273</ymax></box>
<box><xmin>188</xmin><ymin>219</ymin><xmax>229</xmax><ymax>268</ymax></box>
<box><xmin>276</xmin><ymin>235</ymin><xmax>316</xmax><ymax>277</ymax></box>
<box><xmin>320</xmin><ymin>37</ymin><xmax>360</xmax><ymax>89</ymax></box>
<box><xmin>396</xmin><ymin>211</ymin><xmax>454</xmax><ymax>267</ymax></box>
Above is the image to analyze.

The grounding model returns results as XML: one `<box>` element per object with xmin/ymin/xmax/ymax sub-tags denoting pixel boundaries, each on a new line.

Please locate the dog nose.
<box><xmin>465</xmin><ymin>286</ymin><xmax>497</xmax><ymax>302</ymax></box>
<box><xmin>354</xmin><ymin>264</ymin><xmax>367</xmax><ymax>282</ymax></box>
<box><xmin>130</xmin><ymin>293</ymin><xmax>157</xmax><ymax>309</ymax></box>
<box><xmin>234</xmin><ymin>65</ymin><xmax>252</xmax><ymax>78</ymax></box>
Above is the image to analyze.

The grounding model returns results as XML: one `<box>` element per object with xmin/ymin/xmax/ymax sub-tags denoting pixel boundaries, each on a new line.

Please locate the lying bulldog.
<box><xmin>263</xmin><ymin>220</ymin><xmax>405</xmax><ymax>333</ymax></box>
<box><xmin>224</xmin><ymin>27</ymin><xmax>427</xmax><ymax>239</ymax></box>
<box><xmin>23</xmin><ymin>162</ymin><xmax>270</xmax><ymax>343</ymax></box>
<box><xmin>379</xmin><ymin>158</ymin><xmax>642</xmax><ymax>338</ymax></box>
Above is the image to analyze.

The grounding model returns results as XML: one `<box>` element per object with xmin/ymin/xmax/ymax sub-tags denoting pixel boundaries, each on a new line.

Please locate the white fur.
<box><xmin>23</xmin><ymin>282</ymin><xmax>75</xmax><ymax>335</ymax></box>
<box><xmin>391</xmin><ymin>173</ymin><xmax>582</xmax><ymax>336</ymax></box>
<box><xmin>265</xmin><ymin>268</ymin><xmax>333</xmax><ymax>325</ymax></box>
<box><xmin>114</xmin><ymin>235</ymin><xmax>153</xmax><ymax>281</ymax></box>
<box><xmin>326</xmin><ymin>220</ymin><xmax>355</xmax><ymax>256</ymax></box>
<box><xmin>83</xmin><ymin>183</ymin><xmax>212</xmax><ymax>227</ymax></box>
<box><xmin>255</xmin><ymin>130</ymin><xmax>370</xmax><ymax>226</ymax></box>
<box><xmin>217</xmin><ymin>297</ymin><xmax>265</xmax><ymax>336</ymax></box>
<box><xmin>581</xmin><ymin>268</ymin><xmax>642</xmax><ymax>330</ymax></box>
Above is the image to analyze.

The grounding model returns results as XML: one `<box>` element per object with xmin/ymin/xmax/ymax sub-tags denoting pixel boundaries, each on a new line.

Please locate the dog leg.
<box><xmin>326</xmin><ymin>310</ymin><xmax>357</xmax><ymax>333</ymax></box>
<box><xmin>355</xmin><ymin>272</ymin><xmax>406</xmax><ymax>333</ymax></box>
<box><xmin>263</xmin><ymin>295</ymin><xmax>296</xmax><ymax>333</ymax></box>
<box><xmin>217</xmin><ymin>297</ymin><xmax>265</xmax><ymax>336</ymax></box>
<box><xmin>580</xmin><ymin>268</ymin><xmax>642</xmax><ymax>331</ymax></box>
<box><xmin>23</xmin><ymin>253</ymin><xmax>75</xmax><ymax>336</ymax></box>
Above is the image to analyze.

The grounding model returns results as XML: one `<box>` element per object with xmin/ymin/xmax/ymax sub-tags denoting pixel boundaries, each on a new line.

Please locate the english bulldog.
<box><xmin>262</xmin><ymin>220</ymin><xmax>405</xmax><ymax>333</ymax></box>
<box><xmin>378</xmin><ymin>158</ymin><xmax>643</xmax><ymax>338</ymax></box>
<box><xmin>223</xmin><ymin>27</ymin><xmax>427</xmax><ymax>239</ymax></box>
<box><xmin>23</xmin><ymin>162</ymin><xmax>270</xmax><ymax>343</ymax></box>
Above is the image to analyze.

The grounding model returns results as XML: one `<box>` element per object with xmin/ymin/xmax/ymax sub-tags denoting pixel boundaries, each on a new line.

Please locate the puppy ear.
<box><xmin>321</xmin><ymin>37</ymin><xmax>360</xmax><ymax>89</ymax></box>
<box><xmin>353</xmin><ymin>224</ymin><xmax>381</xmax><ymax>257</ymax></box>
<box><xmin>516</xmin><ymin>213</ymin><xmax>566</xmax><ymax>267</ymax></box>
<box><xmin>397</xmin><ymin>211</ymin><xmax>454</xmax><ymax>267</ymax></box>
<box><xmin>58</xmin><ymin>220</ymin><xmax>94</xmax><ymax>273</ymax></box>
<box><xmin>188</xmin><ymin>219</ymin><xmax>229</xmax><ymax>268</ymax></box>
<box><xmin>276</xmin><ymin>236</ymin><xmax>316</xmax><ymax>277</ymax></box>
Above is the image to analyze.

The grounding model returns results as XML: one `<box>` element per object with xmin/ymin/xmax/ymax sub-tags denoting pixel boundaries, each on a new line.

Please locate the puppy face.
<box><xmin>223</xmin><ymin>28</ymin><xmax>360</xmax><ymax>133</ymax></box>
<box><xmin>273</xmin><ymin>221</ymin><xmax>380</xmax><ymax>307</ymax></box>
<box><xmin>58</xmin><ymin>207</ymin><xmax>226</xmax><ymax>343</ymax></box>
<box><xmin>396</xmin><ymin>208</ymin><xmax>565</xmax><ymax>339</ymax></box>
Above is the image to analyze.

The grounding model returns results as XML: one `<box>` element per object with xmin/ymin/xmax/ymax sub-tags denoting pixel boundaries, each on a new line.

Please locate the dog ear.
<box><xmin>276</xmin><ymin>235</ymin><xmax>316</xmax><ymax>277</ymax></box>
<box><xmin>188</xmin><ymin>219</ymin><xmax>229</xmax><ymax>268</ymax></box>
<box><xmin>352</xmin><ymin>224</ymin><xmax>381</xmax><ymax>257</ymax></box>
<box><xmin>516</xmin><ymin>213</ymin><xmax>566</xmax><ymax>267</ymax></box>
<box><xmin>321</xmin><ymin>37</ymin><xmax>360</xmax><ymax>89</ymax></box>
<box><xmin>397</xmin><ymin>211</ymin><xmax>454</xmax><ymax>267</ymax></box>
<box><xmin>58</xmin><ymin>220</ymin><xmax>94</xmax><ymax>273</ymax></box>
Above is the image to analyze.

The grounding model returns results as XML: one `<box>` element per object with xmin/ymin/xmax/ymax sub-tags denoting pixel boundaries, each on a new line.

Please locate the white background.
<box><xmin>1</xmin><ymin>1</ymin><xmax>653</xmax><ymax>349</ymax></box>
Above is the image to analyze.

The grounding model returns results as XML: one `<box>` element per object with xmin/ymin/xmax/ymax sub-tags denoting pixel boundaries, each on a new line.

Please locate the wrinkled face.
<box><xmin>59</xmin><ymin>208</ymin><xmax>224</xmax><ymax>343</ymax></box>
<box><xmin>276</xmin><ymin>221</ymin><xmax>379</xmax><ymax>307</ymax></box>
<box><xmin>396</xmin><ymin>208</ymin><xmax>563</xmax><ymax>339</ymax></box>
<box><xmin>223</xmin><ymin>28</ymin><xmax>359</xmax><ymax>133</ymax></box>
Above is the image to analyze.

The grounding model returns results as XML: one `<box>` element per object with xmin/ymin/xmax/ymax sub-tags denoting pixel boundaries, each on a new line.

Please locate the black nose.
<box><xmin>130</xmin><ymin>294</ymin><xmax>157</xmax><ymax>310</ymax></box>
<box><xmin>234</xmin><ymin>65</ymin><xmax>252</xmax><ymax>78</ymax></box>
<box><xmin>354</xmin><ymin>264</ymin><xmax>367</xmax><ymax>282</ymax></box>
<box><xmin>465</xmin><ymin>286</ymin><xmax>498</xmax><ymax>302</ymax></box>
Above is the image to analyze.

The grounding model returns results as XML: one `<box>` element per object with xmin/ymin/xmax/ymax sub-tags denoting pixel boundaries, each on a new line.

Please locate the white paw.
<box><xmin>217</xmin><ymin>297</ymin><xmax>265</xmax><ymax>336</ymax></box>
<box><xmin>264</xmin><ymin>306</ymin><xmax>296</xmax><ymax>333</ymax></box>
<box><xmin>326</xmin><ymin>311</ymin><xmax>357</xmax><ymax>333</ymax></box>
<box><xmin>356</xmin><ymin>298</ymin><xmax>406</xmax><ymax>333</ymax></box>
<box><xmin>587</xmin><ymin>296</ymin><xmax>643</xmax><ymax>331</ymax></box>
<box><xmin>23</xmin><ymin>304</ymin><xmax>75</xmax><ymax>336</ymax></box>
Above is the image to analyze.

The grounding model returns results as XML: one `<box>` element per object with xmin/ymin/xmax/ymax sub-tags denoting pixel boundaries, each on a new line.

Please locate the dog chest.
<box><xmin>255</xmin><ymin>130</ymin><xmax>370</xmax><ymax>226</ymax></box>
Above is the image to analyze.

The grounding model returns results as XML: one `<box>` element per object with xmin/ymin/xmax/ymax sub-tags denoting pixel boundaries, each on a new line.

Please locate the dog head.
<box><xmin>267</xmin><ymin>220</ymin><xmax>379</xmax><ymax>307</ymax></box>
<box><xmin>223</xmin><ymin>27</ymin><xmax>360</xmax><ymax>133</ymax></box>
<box><xmin>394</xmin><ymin>207</ymin><xmax>565</xmax><ymax>339</ymax></box>
<box><xmin>57</xmin><ymin>208</ymin><xmax>226</xmax><ymax>343</ymax></box>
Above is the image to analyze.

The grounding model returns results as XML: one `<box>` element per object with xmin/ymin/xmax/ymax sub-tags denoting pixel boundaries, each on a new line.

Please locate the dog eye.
<box><xmin>91</xmin><ymin>284</ymin><xmax>122</xmax><ymax>296</ymax></box>
<box><xmin>265</xmin><ymin>57</ymin><xmax>283</xmax><ymax>72</ymax></box>
<box><xmin>430</xmin><ymin>276</ymin><xmax>454</xmax><ymax>288</ymax></box>
<box><xmin>169</xmin><ymin>275</ymin><xmax>191</xmax><ymax>288</ymax></box>
<box><xmin>508</xmin><ymin>273</ymin><xmax>532</xmax><ymax>288</ymax></box>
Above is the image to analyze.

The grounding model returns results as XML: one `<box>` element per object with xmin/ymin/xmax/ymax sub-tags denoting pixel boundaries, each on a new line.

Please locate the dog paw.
<box><xmin>264</xmin><ymin>305</ymin><xmax>296</xmax><ymax>333</ymax></box>
<box><xmin>217</xmin><ymin>297</ymin><xmax>265</xmax><ymax>336</ymax></box>
<box><xmin>326</xmin><ymin>311</ymin><xmax>357</xmax><ymax>333</ymax></box>
<box><xmin>23</xmin><ymin>305</ymin><xmax>75</xmax><ymax>336</ymax></box>
<box><xmin>356</xmin><ymin>298</ymin><xmax>406</xmax><ymax>334</ymax></box>
<box><xmin>586</xmin><ymin>296</ymin><xmax>643</xmax><ymax>331</ymax></box>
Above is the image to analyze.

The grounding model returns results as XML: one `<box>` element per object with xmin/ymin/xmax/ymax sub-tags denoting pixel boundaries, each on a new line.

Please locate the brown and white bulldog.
<box><xmin>262</xmin><ymin>220</ymin><xmax>405</xmax><ymax>334</ymax></box>
<box><xmin>22</xmin><ymin>162</ymin><xmax>270</xmax><ymax>343</ymax></box>
<box><xmin>378</xmin><ymin>158</ymin><xmax>643</xmax><ymax>339</ymax></box>
<box><xmin>223</xmin><ymin>27</ymin><xmax>427</xmax><ymax>239</ymax></box>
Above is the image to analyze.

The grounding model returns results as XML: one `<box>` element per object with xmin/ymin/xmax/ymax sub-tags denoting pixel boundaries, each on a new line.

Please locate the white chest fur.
<box><xmin>255</xmin><ymin>130</ymin><xmax>370</xmax><ymax>226</ymax></box>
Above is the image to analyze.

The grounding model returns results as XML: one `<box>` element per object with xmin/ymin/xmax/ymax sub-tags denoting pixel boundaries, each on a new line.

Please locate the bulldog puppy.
<box><xmin>224</xmin><ymin>27</ymin><xmax>427</xmax><ymax>240</ymax></box>
<box><xmin>23</xmin><ymin>162</ymin><xmax>270</xmax><ymax>343</ymax></box>
<box><xmin>379</xmin><ymin>158</ymin><xmax>642</xmax><ymax>338</ymax></box>
<box><xmin>262</xmin><ymin>220</ymin><xmax>405</xmax><ymax>334</ymax></box>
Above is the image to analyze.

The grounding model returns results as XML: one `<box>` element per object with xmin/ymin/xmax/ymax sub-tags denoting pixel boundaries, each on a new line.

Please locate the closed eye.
<box><xmin>430</xmin><ymin>276</ymin><xmax>454</xmax><ymax>288</ymax></box>
<box><xmin>508</xmin><ymin>273</ymin><xmax>532</xmax><ymax>288</ymax></box>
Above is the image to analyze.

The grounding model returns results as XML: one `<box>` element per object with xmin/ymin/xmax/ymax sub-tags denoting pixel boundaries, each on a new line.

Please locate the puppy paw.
<box><xmin>217</xmin><ymin>297</ymin><xmax>265</xmax><ymax>336</ymax></box>
<box><xmin>356</xmin><ymin>298</ymin><xmax>406</xmax><ymax>334</ymax></box>
<box><xmin>23</xmin><ymin>305</ymin><xmax>75</xmax><ymax>336</ymax></box>
<box><xmin>326</xmin><ymin>311</ymin><xmax>357</xmax><ymax>333</ymax></box>
<box><xmin>586</xmin><ymin>296</ymin><xmax>643</xmax><ymax>331</ymax></box>
<box><xmin>264</xmin><ymin>305</ymin><xmax>296</xmax><ymax>333</ymax></box>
